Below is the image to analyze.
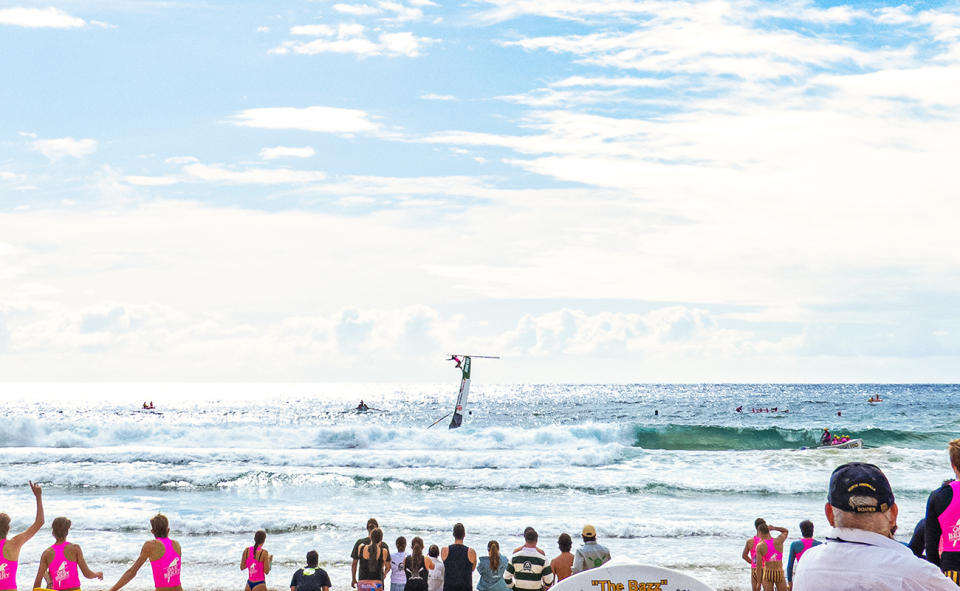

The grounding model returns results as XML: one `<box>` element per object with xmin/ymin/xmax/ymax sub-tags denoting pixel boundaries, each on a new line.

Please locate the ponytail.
<box><xmin>253</xmin><ymin>530</ymin><xmax>266</xmax><ymax>555</ymax></box>
<box><xmin>488</xmin><ymin>540</ymin><xmax>500</xmax><ymax>572</ymax></box>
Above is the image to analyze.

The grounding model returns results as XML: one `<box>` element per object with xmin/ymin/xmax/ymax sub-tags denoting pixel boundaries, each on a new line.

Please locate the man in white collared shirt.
<box><xmin>793</xmin><ymin>462</ymin><xmax>957</xmax><ymax>591</ymax></box>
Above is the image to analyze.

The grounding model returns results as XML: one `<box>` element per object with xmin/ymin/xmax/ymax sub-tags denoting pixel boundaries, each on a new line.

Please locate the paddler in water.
<box><xmin>820</xmin><ymin>429</ymin><xmax>831</xmax><ymax>446</ymax></box>
<box><xmin>356</xmin><ymin>400</ymin><xmax>369</xmax><ymax>411</ymax></box>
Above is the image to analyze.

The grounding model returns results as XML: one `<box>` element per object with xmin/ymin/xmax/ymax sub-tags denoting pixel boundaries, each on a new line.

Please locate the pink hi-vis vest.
<box><xmin>150</xmin><ymin>538</ymin><xmax>181</xmax><ymax>588</ymax></box>
<box><xmin>750</xmin><ymin>536</ymin><xmax>760</xmax><ymax>567</ymax></box>
<box><xmin>939</xmin><ymin>480</ymin><xmax>960</xmax><ymax>554</ymax></box>
<box><xmin>0</xmin><ymin>539</ymin><xmax>17</xmax><ymax>591</ymax></box>
<box><xmin>247</xmin><ymin>547</ymin><xmax>266</xmax><ymax>581</ymax></box>
<box><xmin>48</xmin><ymin>542</ymin><xmax>81</xmax><ymax>590</ymax></box>
<box><xmin>761</xmin><ymin>539</ymin><xmax>782</xmax><ymax>563</ymax></box>
<box><xmin>796</xmin><ymin>538</ymin><xmax>815</xmax><ymax>561</ymax></box>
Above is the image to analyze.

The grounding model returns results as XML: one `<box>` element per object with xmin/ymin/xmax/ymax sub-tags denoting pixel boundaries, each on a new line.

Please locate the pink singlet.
<box><xmin>749</xmin><ymin>536</ymin><xmax>761</xmax><ymax>567</ymax></box>
<box><xmin>0</xmin><ymin>539</ymin><xmax>17</xmax><ymax>591</ymax></box>
<box><xmin>150</xmin><ymin>538</ymin><xmax>181</xmax><ymax>588</ymax></box>
<box><xmin>939</xmin><ymin>480</ymin><xmax>960</xmax><ymax>553</ymax></box>
<box><xmin>761</xmin><ymin>539</ymin><xmax>783</xmax><ymax>563</ymax></box>
<box><xmin>48</xmin><ymin>542</ymin><xmax>81</xmax><ymax>590</ymax></box>
<box><xmin>796</xmin><ymin>538</ymin><xmax>815</xmax><ymax>560</ymax></box>
<box><xmin>246</xmin><ymin>546</ymin><xmax>266</xmax><ymax>582</ymax></box>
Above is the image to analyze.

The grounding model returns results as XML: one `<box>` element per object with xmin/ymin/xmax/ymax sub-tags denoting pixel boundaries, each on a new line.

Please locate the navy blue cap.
<box><xmin>828</xmin><ymin>462</ymin><xmax>895</xmax><ymax>513</ymax></box>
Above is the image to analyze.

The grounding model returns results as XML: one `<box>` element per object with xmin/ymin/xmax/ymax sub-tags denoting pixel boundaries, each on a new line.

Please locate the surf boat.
<box><xmin>817</xmin><ymin>438</ymin><xmax>863</xmax><ymax>449</ymax></box>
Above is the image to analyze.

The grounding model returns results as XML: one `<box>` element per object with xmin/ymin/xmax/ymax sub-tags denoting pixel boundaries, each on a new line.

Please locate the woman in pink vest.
<box><xmin>0</xmin><ymin>482</ymin><xmax>44</xmax><ymax>591</ymax></box>
<box><xmin>239</xmin><ymin>530</ymin><xmax>272</xmax><ymax>591</ymax></box>
<box><xmin>107</xmin><ymin>514</ymin><xmax>182</xmax><ymax>591</ymax></box>
<box><xmin>32</xmin><ymin>517</ymin><xmax>102</xmax><ymax>590</ymax></box>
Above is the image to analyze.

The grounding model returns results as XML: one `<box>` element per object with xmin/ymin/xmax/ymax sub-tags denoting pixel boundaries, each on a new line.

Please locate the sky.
<box><xmin>1</xmin><ymin>0</ymin><xmax>959</xmax><ymax>383</ymax></box>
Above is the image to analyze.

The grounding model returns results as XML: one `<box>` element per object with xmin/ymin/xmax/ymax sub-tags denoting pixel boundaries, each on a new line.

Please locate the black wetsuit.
<box><xmin>443</xmin><ymin>544</ymin><xmax>472</xmax><ymax>591</ymax></box>
<box><xmin>925</xmin><ymin>480</ymin><xmax>960</xmax><ymax>571</ymax></box>
<box><xmin>909</xmin><ymin>518</ymin><xmax>926</xmax><ymax>558</ymax></box>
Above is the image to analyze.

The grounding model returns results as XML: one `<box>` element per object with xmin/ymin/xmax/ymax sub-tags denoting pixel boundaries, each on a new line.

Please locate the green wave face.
<box><xmin>631</xmin><ymin>424</ymin><xmax>949</xmax><ymax>450</ymax></box>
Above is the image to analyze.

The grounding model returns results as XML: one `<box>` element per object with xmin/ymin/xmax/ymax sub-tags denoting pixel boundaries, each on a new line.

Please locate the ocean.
<box><xmin>0</xmin><ymin>383</ymin><xmax>956</xmax><ymax>591</ymax></box>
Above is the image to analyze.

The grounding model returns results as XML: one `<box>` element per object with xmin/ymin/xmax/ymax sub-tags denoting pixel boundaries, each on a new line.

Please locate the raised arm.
<box><xmin>12</xmin><ymin>481</ymin><xmax>44</xmax><ymax>547</ymax></box>
<box><xmin>76</xmin><ymin>545</ymin><xmax>104</xmax><ymax>580</ymax></box>
<box><xmin>108</xmin><ymin>540</ymin><xmax>154</xmax><ymax>591</ymax></box>
<box><xmin>771</xmin><ymin>526</ymin><xmax>790</xmax><ymax>543</ymax></box>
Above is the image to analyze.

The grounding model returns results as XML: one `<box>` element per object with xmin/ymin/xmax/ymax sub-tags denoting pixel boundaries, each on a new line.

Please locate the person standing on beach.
<box><xmin>504</xmin><ymin>527</ymin><xmax>553</xmax><ymax>591</ymax></box>
<box><xmin>793</xmin><ymin>462</ymin><xmax>956</xmax><ymax>590</ymax></box>
<box><xmin>359</xmin><ymin>527</ymin><xmax>391</xmax><ymax>584</ymax></box>
<box><xmin>741</xmin><ymin>518</ymin><xmax>765</xmax><ymax>591</ymax></box>
<box><xmin>785</xmin><ymin>520</ymin><xmax>819</xmax><ymax>590</ymax></box>
<box><xmin>426</xmin><ymin>545</ymin><xmax>444</xmax><ymax>591</ymax></box>
<box><xmin>290</xmin><ymin>550</ymin><xmax>331</xmax><ymax>591</ymax></box>
<box><xmin>32</xmin><ymin>517</ymin><xmax>103</xmax><ymax>590</ymax></box>
<box><xmin>755</xmin><ymin>522</ymin><xmax>789</xmax><ymax>591</ymax></box>
<box><xmin>549</xmin><ymin>534</ymin><xmax>573</xmax><ymax>582</ymax></box>
<box><xmin>571</xmin><ymin>525</ymin><xmax>609</xmax><ymax>575</ymax></box>
<box><xmin>925</xmin><ymin>438</ymin><xmax>960</xmax><ymax>584</ymax></box>
<box><xmin>240</xmin><ymin>530</ymin><xmax>272</xmax><ymax>591</ymax></box>
<box><xmin>107</xmin><ymin>513</ymin><xmax>182</xmax><ymax>591</ymax></box>
<box><xmin>352</xmin><ymin>519</ymin><xmax>390</xmax><ymax>588</ymax></box>
<box><xmin>441</xmin><ymin>522</ymin><xmax>477</xmax><ymax>591</ymax></box>
<box><xmin>476</xmin><ymin>541</ymin><xmax>507</xmax><ymax>591</ymax></box>
<box><xmin>391</xmin><ymin>537</ymin><xmax>409</xmax><ymax>591</ymax></box>
<box><xmin>0</xmin><ymin>481</ymin><xmax>43</xmax><ymax>591</ymax></box>
<box><xmin>404</xmin><ymin>537</ymin><xmax>429</xmax><ymax>591</ymax></box>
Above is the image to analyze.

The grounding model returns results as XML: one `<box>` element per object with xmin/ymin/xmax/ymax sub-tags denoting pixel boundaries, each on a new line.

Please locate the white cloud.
<box><xmin>0</xmin><ymin>172</ymin><xmax>24</xmax><ymax>182</ymax></box>
<box><xmin>124</xmin><ymin>175</ymin><xmax>179</xmax><ymax>186</ymax></box>
<box><xmin>420</xmin><ymin>93</ymin><xmax>456</xmax><ymax>101</ymax></box>
<box><xmin>379</xmin><ymin>1</ymin><xmax>423</xmax><ymax>23</ymax></box>
<box><xmin>272</xmin><ymin>21</ymin><xmax>433</xmax><ymax>57</ymax></box>
<box><xmin>30</xmin><ymin>137</ymin><xmax>97</xmax><ymax>160</ymax></box>
<box><xmin>379</xmin><ymin>31</ymin><xmax>425</xmax><ymax>56</ymax></box>
<box><xmin>550</xmin><ymin>76</ymin><xmax>669</xmax><ymax>88</ymax></box>
<box><xmin>260</xmin><ymin>146</ymin><xmax>317</xmax><ymax>159</ymax></box>
<box><xmin>0</xmin><ymin>7</ymin><xmax>85</xmax><ymax>28</ymax></box>
<box><xmin>164</xmin><ymin>156</ymin><xmax>199</xmax><ymax>164</ymax></box>
<box><xmin>291</xmin><ymin>24</ymin><xmax>336</xmax><ymax>36</ymax></box>
<box><xmin>333</xmin><ymin>3</ymin><xmax>380</xmax><ymax>16</ymax></box>
<box><xmin>182</xmin><ymin>164</ymin><xmax>327</xmax><ymax>184</ymax></box>
<box><xmin>230</xmin><ymin>106</ymin><xmax>381</xmax><ymax>135</ymax></box>
<box><xmin>256</xmin><ymin>26</ymin><xmax>270</xmax><ymax>33</ymax></box>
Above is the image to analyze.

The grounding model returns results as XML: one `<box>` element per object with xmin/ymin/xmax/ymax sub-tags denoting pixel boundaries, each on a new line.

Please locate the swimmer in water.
<box><xmin>107</xmin><ymin>514</ymin><xmax>182</xmax><ymax>591</ymax></box>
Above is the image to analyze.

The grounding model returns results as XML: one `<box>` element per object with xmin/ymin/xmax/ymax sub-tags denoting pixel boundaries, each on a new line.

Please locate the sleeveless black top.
<box><xmin>443</xmin><ymin>544</ymin><xmax>472</xmax><ymax>591</ymax></box>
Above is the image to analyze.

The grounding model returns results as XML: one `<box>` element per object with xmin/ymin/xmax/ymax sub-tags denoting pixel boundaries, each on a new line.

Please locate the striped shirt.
<box><xmin>504</xmin><ymin>546</ymin><xmax>554</xmax><ymax>591</ymax></box>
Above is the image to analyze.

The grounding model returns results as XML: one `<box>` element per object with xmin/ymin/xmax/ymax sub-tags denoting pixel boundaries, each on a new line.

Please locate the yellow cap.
<box><xmin>582</xmin><ymin>525</ymin><xmax>597</xmax><ymax>537</ymax></box>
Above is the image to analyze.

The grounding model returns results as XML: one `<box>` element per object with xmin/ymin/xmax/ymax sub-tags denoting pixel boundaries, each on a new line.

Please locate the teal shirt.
<box><xmin>476</xmin><ymin>554</ymin><xmax>508</xmax><ymax>591</ymax></box>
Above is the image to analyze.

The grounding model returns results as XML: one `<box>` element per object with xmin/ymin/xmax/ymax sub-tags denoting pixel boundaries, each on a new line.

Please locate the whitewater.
<box><xmin>0</xmin><ymin>383</ymin><xmax>957</xmax><ymax>591</ymax></box>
